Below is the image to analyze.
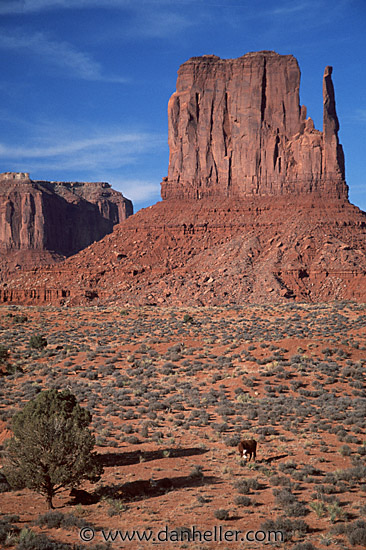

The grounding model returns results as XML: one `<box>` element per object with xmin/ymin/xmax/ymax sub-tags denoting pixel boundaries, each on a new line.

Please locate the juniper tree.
<box><xmin>5</xmin><ymin>389</ymin><xmax>103</xmax><ymax>509</ymax></box>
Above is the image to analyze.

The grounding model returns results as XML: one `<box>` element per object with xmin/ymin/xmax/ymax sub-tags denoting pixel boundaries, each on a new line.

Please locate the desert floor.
<box><xmin>0</xmin><ymin>302</ymin><xmax>365</xmax><ymax>549</ymax></box>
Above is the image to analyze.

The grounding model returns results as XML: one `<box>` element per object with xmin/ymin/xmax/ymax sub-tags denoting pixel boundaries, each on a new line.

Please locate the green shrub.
<box><xmin>260</xmin><ymin>517</ymin><xmax>309</xmax><ymax>542</ymax></box>
<box><xmin>0</xmin><ymin>344</ymin><xmax>9</xmax><ymax>364</ymax></box>
<box><xmin>234</xmin><ymin>495</ymin><xmax>252</xmax><ymax>506</ymax></box>
<box><xmin>183</xmin><ymin>314</ymin><xmax>194</xmax><ymax>324</ymax></box>
<box><xmin>309</xmin><ymin>500</ymin><xmax>326</xmax><ymax>518</ymax></box>
<box><xmin>189</xmin><ymin>465</ymin><xmax>204</xmax><ymax>479</ymax></box>
<box><xmin>0</xmin><ymin>517</ymin><xmax>20</xmax><ymax>545</ymax></box>
<box><xmin>346</xmin><ymin>520</ymin><xmax>366</xmax><ymax>546</ymax></box>
<box><xmin>214</xmin><ymin>509</ymin><xmax>229</xmax><ymax>520</ymax></box>
<box><xmin>34</xmin><ymin>511</ymin><xmax>89</xmax><ymax>529</ymax></box>
<box><xmin>29</xmin><ymin>335</ymin><xmax>47</xmax><ymax>350</ymax></box>
<box><xmin>339</xmin><ymin>444</ymin><xmax>352</xmax><ymax>456</ymax></box>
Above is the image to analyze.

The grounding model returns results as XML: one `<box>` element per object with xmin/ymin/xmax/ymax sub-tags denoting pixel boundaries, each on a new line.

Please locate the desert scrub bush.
<box><xmin>34</xmin><ymin>511</ymin><xmax>90</xmax><ymax>529</ymax></box>
<box><xmin>273</xmin><ymin>488</ymin><xmax>296</xmax><ymax>506</ymax></box>
<box><xmin>260</xmin><ymin>517</ymin><xmax>309</xmax><ymax>541</ymax></box>
<box><xmin>339</xmin><ymin>444</ymin><xmax>352</xmax><ymax>456</ymax></box>
<box><xmin>0</xmin><ymin>344</ymin><xmax>10</xmax><ymax>364</ymax></box>
<box><xmin>326</xmin><ymin>502</ymin><xmax>344</xmax><ymax>523</ymax></box>
<box><xmin>214</xmin><ymin>509</ymin><xmax>229</xmax><ymax>521</ymax></box>
<box><xmin>269</xmin><ymin>475</ymin><xmax>293</xmax><ymax>488</ymax></box>
<box><xmin>234</xmin><ymin>495</ymin><xmax>252</xmax><ymax>507</ymax></box>
<box><xmin>278</xmin><ymin>461</ymin><xmax>297</xmax><ymax>474</ymax></box>
<box><xmin>125</xmin><ymin>435</ymin><xmax>140</xmax><ymax>445</ymax></box>
<box><xmin>0</xmin><ymin>516</ymin><xmax>20</xmax><ymax>546</ymax></box>
<box><xmin>224</xmin><ymin>435</ymin><xmax>241</xmax><ymax>447</ymax></box>
<box><xmin>10</xmin><ymin>313</ymin><xmax>28</xmax><ymax>323</ymax></box>
<box><xmin>16</xmin><ymin>527</ymin><xmax>69</xmax><ymax>549</ymax></box>
<box><xmin>212</xmin><ymin>422</ymin><xmax>228</xmax><ymax>433</ymax></box>
<box><xmin>16</xmin><ymin>527</ymin><xmax>109</xmax><ymax>549</ymax></box>
<box><xmin>292</xmin><ymin>543</ymin><xmax>317</xmax><ymax>550</ymax></box>
<box><xmin>234</xmin><ymin>478</ymin><xmax>260</xmax><ymax>494</ymax></box>
<box><xmin>343</xmin><ymin>519</ymin><xmax>366</xmax><ymax>546</ymax></box>
<box><xmin>103</xmin><ymin>497</ymin><xmax>128</xmax><ymax>516</ymax></box>
<box><xmin>285</xmin><ymin>501</ymin><xmax>308</xmax><ymax>517</ymax></box>
<box><xmin>189</xmin><ymin>465</ymin><xmax>204</xmax><ymax>480</ymax></box>
<box><xmin>183</xmin><ymin>314</ymin><xmax>194</xmax><ymax>324</ymax></box>
<box><xmin>29</xmin><ymin>334</ymin><xmax>47</xmax><ymax>351</ymax></box>
<box><xmin>335</xmin><ymin>462</ymin><xmax>366</xmax><ymax>483</ymax></box>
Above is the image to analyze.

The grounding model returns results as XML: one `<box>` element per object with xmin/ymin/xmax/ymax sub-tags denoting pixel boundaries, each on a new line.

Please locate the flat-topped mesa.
<box><xmin>161</xmin><ymin>51</ymin><xmax>348</xmax><ymax>200</ymax></box>
<box><xmin>0</xmin><ymin>173</ymin><xmax>133</xmax><ymax>255</ymax></box>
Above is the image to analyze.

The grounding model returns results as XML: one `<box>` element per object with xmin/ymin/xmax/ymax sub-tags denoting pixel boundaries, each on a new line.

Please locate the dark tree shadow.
<box><xmin>94</xmin><ymin>473</ymin><xmax>221</xmax><ymax>503</ymax></box>
<box><xmin>68</xmin><ymin>488</ymin><xmax>99</xmax><ymax>505</ymax></box>
<box><xmin>98</xmin><ymin>447</ymin><xmax>208</xmax><ymax>467</ymax></box>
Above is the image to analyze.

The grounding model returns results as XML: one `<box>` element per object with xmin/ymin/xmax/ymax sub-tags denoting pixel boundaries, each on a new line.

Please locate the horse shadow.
<box><xmin>259</xmin><ymin>454</ymin><xmax>288</xmax><ymax>464</ymax></box>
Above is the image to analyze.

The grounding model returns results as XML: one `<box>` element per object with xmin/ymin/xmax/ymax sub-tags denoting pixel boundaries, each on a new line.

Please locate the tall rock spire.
<box><xmin>322</xmin><ymin>65</ymin><xmax>345</xmax><ymax>182</ymax></box>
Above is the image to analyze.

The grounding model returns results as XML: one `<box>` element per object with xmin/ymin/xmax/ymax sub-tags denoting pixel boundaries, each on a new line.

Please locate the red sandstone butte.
<box><xmin>161</xmin><ymin>51</ymin><xmax>346</xmax><ymax>200</ymax></box>
<box><xmin>0</xmin><ymin>172</ymin><xmax>132</xmax><ymax>275</ymax></box>
<box><xmin>0</xmin><ymin>51</ymin><xmax>365</xmax><ymax>306</ymax></box>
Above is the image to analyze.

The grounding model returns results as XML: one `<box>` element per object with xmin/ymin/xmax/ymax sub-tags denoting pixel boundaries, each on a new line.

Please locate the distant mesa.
<box><xmin>0</xmin><ymin>172</ymin><xmax>133</xmax><ymax>258</ymax></box>
<box><xmin>161</xmin><ymin>51</ymin><xmax>346</xmax><ymax>200</ymax></box>
<box><xmin>0</xmin><ymin>51</ymin><xmax>365</xmax><ymax>306</ymax></box>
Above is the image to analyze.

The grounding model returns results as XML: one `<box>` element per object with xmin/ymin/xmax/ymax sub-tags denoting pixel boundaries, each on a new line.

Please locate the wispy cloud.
<box><xmin>0</xmin><ymin>122</ymin><xmax>165</xmax><ymax>175</ymax></box>
<box><xmin>0</xmin><ymin>133</ymin><xmax>150</xmax><ymax>159</ymax></box>
<box><xmin>270</xmin><ymin>1</ymin><xmax>312</xmax><ymax>16</ymax></box>
<box><xmin>0</xmin><ymin>0</ymin><xmax>126</xmax><ymax>14</ymax></box>
<box><xmin>0</xmin><ymin>0</ymin><xmax>182</xmax><ymax>15</ymax></box>
<box><xmin>0</xmin><ymin>30</ymin><xmax>127</xmax><ymax>82</ymax></box>
<box><xmin>354</xmin><ymin>109</ymin><xmax>366</xmax><ymax>122</ymax></box>
<box><xmin>114</xmin><ymin>179</ymin><xmax>161</xmax><ymax>204</ymax></box>
<box><xmin>0</xmin><ymin>0</ymin><xmax>199</xmax><ymax>38</ymax></box>
<box><xmin>130</xmin><ymin>10</ymin><xmax>194</xmax><ymax>38</ymax></box>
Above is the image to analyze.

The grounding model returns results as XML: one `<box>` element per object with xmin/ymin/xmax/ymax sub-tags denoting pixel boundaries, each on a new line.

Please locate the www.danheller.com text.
<box><xmin>79</xmin><ymin>525</ymin><xmax>284</xmax><ymax>544</ymax></box>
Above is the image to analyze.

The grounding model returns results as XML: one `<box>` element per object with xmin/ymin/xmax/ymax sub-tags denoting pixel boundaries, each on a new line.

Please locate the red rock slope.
<box><xmin>0</xmin><ymin>172</ymin><xmax>133</xmax><ymax>277</ymax></box>
<box><xmin>1</xmin><ymin>52</ymin><xmax>365</xmax><ymax>305</ymax></box>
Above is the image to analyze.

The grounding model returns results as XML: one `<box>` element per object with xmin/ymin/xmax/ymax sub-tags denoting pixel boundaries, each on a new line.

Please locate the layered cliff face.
<box><xmin>161</xmin><ymin>51</ymin><xmax>347</xmax><ymax>200</ymax></box>
<box><xmin>0</xmin><ymin>172</ymin><xmax>133</xmax><ymax>256</ymax></box>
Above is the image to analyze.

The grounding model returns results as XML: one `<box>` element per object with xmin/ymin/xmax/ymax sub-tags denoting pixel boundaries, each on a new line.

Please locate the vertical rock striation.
<box><xmin>161</xmin><ymin>51</ymin><xmax>348</xmax><ymax>200</ymax></box>
<box><xmin>0</xmin><ymin>172</ymin><xmax>133</xmax><ymax>256</ymax></box>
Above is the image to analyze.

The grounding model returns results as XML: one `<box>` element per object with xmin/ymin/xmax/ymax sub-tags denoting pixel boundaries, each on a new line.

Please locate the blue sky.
<box><xmin>0</xmin><ymin>0</ymin><xmax>365</xmax><ymax>211</ymax></box>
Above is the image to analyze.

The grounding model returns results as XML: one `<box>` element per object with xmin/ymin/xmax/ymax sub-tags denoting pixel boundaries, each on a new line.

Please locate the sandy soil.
<box><xmin>0</xmin><ymin>302</ymin><xmax>365</xmax><ymax>549</ymax></box>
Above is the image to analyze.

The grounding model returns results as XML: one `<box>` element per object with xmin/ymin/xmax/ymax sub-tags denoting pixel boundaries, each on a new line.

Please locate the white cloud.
<box><xmin>0</xmin><ymin>132</ymin><xmax>151</xmax><ymax>159</ymax></box>
<box><xmin>0</xmin><ymin>0</ymin><xmax>199</xmax><ymax>39</ymax></box>
<box><xmin>0</xmin><ymin>117</ymin><xmax>166</xmax><ymax>206</ymax></box>
<box><xmin>354</xmin><ymin>109</ymin><xmax>366</xmax><ymax>122</ymax></box>
<box><xmin>0</xmin><ymin>123</ymin><xmax>165</xmax><ymax>174</ymax></box>
<box><xmin>0</xmin><ymin>30</ymin><xmax>128</xmax><ymax>82</ymax></box>
<box><xmin>0</xmin><ymin>0</ymin><xmax>183</xmax><ymax>15</ymax></box>
<box><xmin>270</xmin><ymin>1</ymin><xmax>312</xmax><ymax>16</ymax></box>
<box><xmin>129</xmin><ymin>9</ymin><xmax>195</xmax><ymax>38</ymax></box>
<box><xmin>0</xmin><ymin>0</ymin><xmax>125</xmax><ymax>14</ymax></box>
<box><xmin>114</xmin><ymin>179</ymin><xmax>160</xmax><ymax>203</ymax></box>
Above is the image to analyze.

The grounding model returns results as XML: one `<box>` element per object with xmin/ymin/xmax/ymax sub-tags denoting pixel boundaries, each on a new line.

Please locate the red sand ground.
<box><xmin>0</xmin><ymin>302</ymin><xmax>365</xmax><ymax>549</ymax></box>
